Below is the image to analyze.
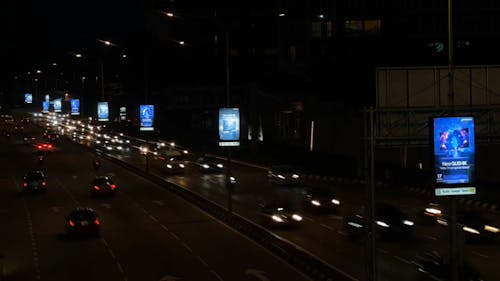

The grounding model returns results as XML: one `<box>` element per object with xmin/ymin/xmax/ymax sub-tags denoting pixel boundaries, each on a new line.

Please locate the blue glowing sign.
<box><xmin>71</xmin><ymin>99</ymin><xmax>80</xmax><ymax>115</ymax></box>
<box><xmin>433</xmin><ymin>116</ymin><xmax>475</xmax><ymax>186</ymax></box>
<box><xmin>45</xmin><ymin>94</ymin><xmax>50</xmax><ymax>102</ymax></box>
<box><xmin>53</xmin><ymin>99</ymin><xmax>62</xmax><ymax>112</ymax></box>
<box><xmin>97</xmin><ymin>102</ymin><xmax>109</xmax><ymax>121</ymax></box>
<box><xmin>219</xmin><ymin>108</ymin><xmax>240</xmax><ymax>146</ymax></box>
<box><xmin>25</xmin><ymin>93</ymin><xmax>33</xmax><ymax>104</ymax></box>
<box><xmin>139</xmin><ymin>105</ymin><xmax>154</xmax><ymax>131</ymax></box>
<box><xmin>42</xmin><ymin>101</ymin><xmax>49</xmax><ymax>113</ymax></box>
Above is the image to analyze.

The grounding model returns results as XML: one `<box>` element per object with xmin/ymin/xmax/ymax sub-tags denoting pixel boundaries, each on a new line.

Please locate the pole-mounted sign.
<box><xmin>219</xmin><ymin>108</ymin><xmax>240</xmax><ymax>146</ymax></box>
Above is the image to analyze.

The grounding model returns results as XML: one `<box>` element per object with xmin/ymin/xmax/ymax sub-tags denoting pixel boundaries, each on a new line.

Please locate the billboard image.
<box><xmin>97</xmin><ymin>102</ymin><xmax>109</xmax><ymax>121</ymax></box>
<box><xmin>53</xmin><ymin>98</ymin><xmax>62</xmax><ymax>113</ymax></box>
<box><xmin>42</xmin><ymin>101</ymin><xmax>49</xmax><ymax>113</ymax></box>
<box><xmin>45</xmin><ymin>94</ymin><xmax>50</xmax><ymax>102</ymax></box>
<box><xmin>71</xmin><ymin>99</ymin><xmax>80</xmax><ymax>115</ymax></box>
<box><xmin>25</xmin><ymin>93</ymin><xmax>33</xmax><ymax>104</ymax></box>
<box><xmin>139</xmin><ymin>105</ymin><xmax>154</xmax><ymax>131</ymax></box>
<box><xmin>433</xmin><ymin>116</ymin><xmax>475</xmax><ymax>185</ymax></box>
<box><xmin>219</xmin><ymin>108</ymin><xmax>240</xmax><ymax>146</ymax></box>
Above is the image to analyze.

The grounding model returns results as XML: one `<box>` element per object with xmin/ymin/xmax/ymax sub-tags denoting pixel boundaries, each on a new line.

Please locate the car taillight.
<box><xmin>37</xmin><ymin>145</ymin><xmax>42</xmax><ymax>149</ymax></box>
<box><xmin>69</xmin><ymin>220</ymin><xmax>75</xmax><ymax>227</ymax></box>
<box><xmin>42</xmin><ymin>181</ymin><xmax>46</xmax><ymax>186</ymax></box>
<box><xmin>94</xmin><ymin>185</ymin><xmax>100</xmax><ymax>190</ymax></box>
<box><xmin>23</xmin><ymin>182</ymin><xmax>27</xmax><ymax>187</ymax></box>
<box><xmin>94</xmin><ymin>219</ymin><xmax>100</xmax><ymax>225</ymax></box>
<box><xmin>48</xmin><ymin>144</ymin><xmax>52</xmax><ymax>148</ymax></box>
<box><xmin>110</xmin><ymin>184</ymin><xmax>116</xmax><ymax>190</ymax></box>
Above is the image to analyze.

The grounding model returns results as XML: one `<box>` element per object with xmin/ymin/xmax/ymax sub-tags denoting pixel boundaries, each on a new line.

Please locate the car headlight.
<box><xmin>277</xmin><ymin>174</ymin><xmax>286</xmax><ymax>179</ymax></box>
<box><xmin>183</xmin><ymin>150</ymin><xmax>188</xmax><ymax>154</ymax></box>
<box><xmin>403</xmin><ymin>220</ymin><xmax>414</xmax><ymax>226</ymax></box>
<box><xmin>217</xmin><ymin>164</ymin><xmax>224</xmax><ymax>168</ymax></box>
<box><xmin>311</xmin><ymin>200</ymin><xmax>321</xmax><ymax>206</ymax></box>
<box><xmin>202</xmin><ymin>164</ymin><xmax>210</xmax><ymax>169</ymax></box>
<box><xmin>179</xmin><ymin>164</ymin><xmax>185</xmax><ymax>168</ymax></box>
<box><xmin>376</xmin><ymin>221</ymin><xmax>390</xmax><ymax>228</ymax></box>
<box><xmin>425</xmin><ymin>208</ymin><xmax>442</xmax><ymax>215</ymax></box>
<box><xmin>484</xmin><ymin>225</ymin><xmax>499</xmax><ymax>233</ymax></box>
<box><xmin>292</xmin><ymin>174</ymin><xmax>299</xmax><ymax>179</ymax></box>
<box><xmin>116</xmin><ymin>146</ymin><xmax>122</xmax><ymax>150</ymax></box>
<box><xmin>272</xmin><ymin>215</ymin><xmax>284</xmax><ymax>222</ymax></box>
<box><xmin>292</xmin><ymin>214</ymin><xmax>303</xmax><ymax>221</ymax></box>
<box><xmin>331</xmin><ymin>199</ymin><xmax>340</xmax><ymax>205</ymax></box>
<box><xmin>463</xmin><ymin>226</ymin><xmax>480</xmax><ymax>234</ymax></box>
<box><xmin>348</xmin><ymin>221</ymin><xmax>363</xmax><ymax>228</ymax></box>
<box><xmin>166</xmin><ymin>164</ymin><xmax>173</xmax><ymax>169</ymax></box>
<box><xmin>106</xmin><ymin>146</ymin><xmax>113</xmax><ymax>150</ymax></box>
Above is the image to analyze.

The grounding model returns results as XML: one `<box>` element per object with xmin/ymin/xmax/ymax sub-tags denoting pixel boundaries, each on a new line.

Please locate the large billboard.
<box><xmin>42</xmin><ymin>101</ymin><xmax>49</xmax><ymax>113</ymax></box>
<box><xmin>25</xmin><ymin>93</ymin><xmax>33</xmax><ymax>104</ymax></box>
<box><xmin>71</xmin><ymin>99</ymin><xmax>80</xmax><ymax>115</ymax></box>
<box><xmin>97</xmin><ymin>102</ymin><xmax>109</xmax><ymax>121</ymax></box>
<box><xmin>139</xmin><ymin>105</ymin><xmax>154</xmax><ymax>131</ymax></box>
<box><xmin>219</xmin><ymin>108</ymin><xmax>240</xmax><ymax>146</ymax></box>
<box><xmin>53</xmin><ymin>98</ymin><xmax>62</xmax><ymax>113</ymax></box>
<box><xmin>432</xmin><ymin>116</ymin><xmax>475</xmax><ymax>187</ymax></box>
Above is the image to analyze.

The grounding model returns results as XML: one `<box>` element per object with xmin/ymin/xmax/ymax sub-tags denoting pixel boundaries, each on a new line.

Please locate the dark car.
<box><xmin>267</xmin><ymin>165</ymin><xmax>300</xmax><ymax>185</ymax></box>
<box><xmin>345</xmin><ymin>203</ymin><xmax>414</xmax><ymax>241</ymax></box>
<box><xmin>416</xmin><ymin>251</ymin><xmax>485</xmax><ymax>281</ymax></box>
<box><xmin>302</xmin><ymin>187</ymin><xmax>341</xmax><ymax>214</ymax></box>
<box><xmin>420</xmin><ymin>202</ymin><xmax>445</xmax><ymax>224</ymax></box>
<box><xmin>259</xmin><ymin>201</ymin><xmax>303</xmax><ymax>228</ymax></box>
<box><xmin>35</xmin><ymin>142</ymin><xmax>54</xmax><ymax>152</ymax></box>
<box><xmin>66</xmin><ymin>208</ymin><xmax>100</xmax><ymax>236</ymax></box>
<box><xmin>164</xmin><ymin>155</ymin><xmax>186</xmax><ymax>174</ymax></box>
<box><xmin>14</xmin><ymin>124</ymin><xmax>24</xmax><ymax>133</ymax></box>
<box><xmin>23</xmin><ymin>135</ymin><xmax>37</xmax><ymax>144</ymax></box>
<box><xmin>91</xmin><ymin>176</ymin><xmax>117</xmax><ymax>196</ymax></box>
<box><xmin>437</xmin><ymin>208</ymin><xmax>500</xmax><ymax>242</ymax></box>
<box><xmin>46</xmin><ymin>132</ymin><xmax>60</xmax><ymax>142</ymax></box>
<box><xmin>22</xmin><ymin>171</ymin><xmax>47</xmax><ymax>192</ymax></box>
<box><xmin>194</xmin><ymin>156</ymin><xmax>225</xmax><ymax>173</ymax></box>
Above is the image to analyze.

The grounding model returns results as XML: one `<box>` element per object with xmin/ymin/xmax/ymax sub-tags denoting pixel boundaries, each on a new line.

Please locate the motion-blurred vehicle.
<box><xmin>20</xmin><ymin>117</ymin><xmax>30</xmax><ymax>124</ymax></box>
<box><xmin>14</xmin><ymin>124</ymin><xmax>24</xmax><ymax>133</ymax></box>
<box><xmin>46</xmin><ymin>132</ymin><xmax>60</xmax><ymax>142</ymax></box>
<box><xmin>259</xmin><ymin>201</ymin><xmax>303</xmax><ymax>228</ymax></box>
<box><xmin>267</xmin><ymin>165</ymin><xmax>300</xmax><ymax>185</ymax></box>
<box><xmin>65</xmin><ymin>208</ymin><xmax>100</xmax><ymax>236</ymax></box>
<box><xmin>345</xmin><ymin>203</ymin><xmax>414</xmax><ymax>241</ymax></box>
<box><xmin>302</xmin><ymin>187</ymin><xmax>341</xmax><ymax>214</ymax></box>
<box><xmin>164</xmin><ymin>154</ymin><xmax>186</xmax><ymax>174</ymax></box>
<box><xmin>91</xmin><ymin>176</ymin><xmax>117</xmax><ymax>196</ymax></box>
<box><xmin>416</xmin><ymin>251</ymin><xmax>485</xmax><ymax>281</ymax></box>
<box><xmin>194</xmin><ymin>156</ymin><xmax>225</xmax><ymax>173</ymax></box>
<box><xmin>22</xmin><ymin>171</ymin><xmax>46</xmax><ymax>192</ymax></box>
<box><xmin>437</xmin><ymin>208</ymin><xmax>499</xmax><ymax>242</ymax></box>
<box><xmin>35</xmin><ymin>142</ymin><xmax>54</xmax><ymax>152</ymax></box>
<box><xmin>2</xmin><ymin>129</ymin><xmax>11</xmax><ymax>138</ymax></box>
<box><xmin>420</xmin><ymin>202</ymin><xmax>445</xmax><ymax>224</ymax></box>
<box><xmin>23</xmin><ymin>135</ymin><xmax>37</xmax><ymax>144</ymax></box>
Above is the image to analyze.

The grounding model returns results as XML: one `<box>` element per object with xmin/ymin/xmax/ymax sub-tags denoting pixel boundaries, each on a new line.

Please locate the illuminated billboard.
<box><xmin>53</xmin><ymin>98</ymin><xmax>62</xmax><ymax>112</ymax></box>
<box><xmin>432</xmin><ymin>116</ymin><xmax>475</xmax><ymax>186</ymax></box>
<box><xmin>71</xmin><ymin>99</ymin><xmax>80</xmax><ymax>115</ymax></box>
<box><xmin>97</xmin><ymin>102</ymin><xmax>109</xmax><ymax>121</ymax></box>
<box><xmin>25</xmin><ymin>93</ymin><xmax>33</xmax><ymax>104</ymax></box>
<box><xmin>139</xmin><ymin>105</ymin><xmax>154</xmax><ymax>131</ymax></box>
<box><xmin>42</xmin><ymin>101</ymin><xmax>49</xmax><ymax>113</ymax></box>
<box><xmin>219</xmin><ymin>108</ymin><xmax>240</xmax><ymax>146</ymax></box>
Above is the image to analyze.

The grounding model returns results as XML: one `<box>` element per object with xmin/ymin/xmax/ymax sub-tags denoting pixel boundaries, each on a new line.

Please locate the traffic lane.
<box><xmin>57</xmin><ymin>138</ymin><xmax>313</xmax><ymax>281</ymax></box>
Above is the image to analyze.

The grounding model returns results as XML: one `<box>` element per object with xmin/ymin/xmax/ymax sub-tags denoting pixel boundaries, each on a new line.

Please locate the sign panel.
<box><xmin>219</xmin><ymin>108</ymin><xmax>240</xmax><ymax>146</ymax></box>
<box><xmin>119</xmin><ymin>106</ymin><xmax>126</xmax><ymax>121</ymax></box>
<box><xmin>53</xmin><ymin>98</ymin><xmax>62</xmax><ymax>113</ymax></box>
<box><xmin>25</xmin><ymin>93</ymin><xmax>33</xmax><ymax>104</ymax></box>
<box><xmin>45</xmin><ymin>94</ymin><xmax>50</xmax><ymax>102</ymax></box>
<box><xmin>432</xmin><ymin>116</ymin><xmax>475</xmax><ymax>186</ymax></box>
<box><xmin>71</xmin><ymin>99</ymin><xmax>80</xmax><ymax>115</ymax></box>
<box><xmin>435</xmin><ymin>187</ymin><xmax>476</xmax><ymax>196</ymax></box>
<box><xmin>139</xmin><ymin>105</ymin><xmax>154</xmax><ymax>131</ymax></box>
<box><xmin>97</xmin><ymin>102</ymin><xmax>109</xmax><ymax>121</ymax></box>
<box><xmin>42</xmin><ymin>101</ymin><xmax>49</xmax><ymax>113</ymax></box>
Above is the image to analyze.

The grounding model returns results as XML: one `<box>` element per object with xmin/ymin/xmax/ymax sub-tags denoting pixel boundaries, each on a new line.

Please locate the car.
<box><xmin>91</xmin><ymin>176</ymin><xmax>117</xmax><ymax>196</ymax></box>
<box><xmin>22</xmin><ymin>171</ymin><xmax>47</xmax><ymax>192</ymax></box>
<box><xmin>194</xmin><ymin>156</ymin><xmax>226</xmax><ymax>173</ymax></box>
<box><xmin>23</xmin><ymin>135</ymin><xmax>37</xmax><ymax>144</ymax></box>
<box><xmin>14</xmin><ymin>124</ymin><xmax>24</xmax><ymax>133</ymax></box>
<box><xmin>267</xmin><ymin>165</ymin><xmax>300</xmax><ymax>185</ymax></box>
<box><xmin>35</xmin><ymin>142</ymin><xmax>54</xmax><ymax>152</ymax></box>
<box><xmin>259</xmin><ymin>201</ymin><xmax>303</xmax><ymax>228</ymax></box>
<box><xmin>416</xmin><ymin>251</ymin><xmax>485</xmax><ymax>281</ymax></box>
<box><xmin>345</xmin><ymin>203</ymin><xmax>414</xmax><ymax>241</ymax></box>
<box><xmin>65</xmin><ymin>208</ymin><xmax>100</xmax><ymax>236</ymax></box>
<box><xmin>302</xmin><ymin>187</ymin><xmax>341</xmax><ymax>214</ymax></box>
<box><xmin>2</xmin><ymin>129</ymin><xmax>11</xmax><ymax>138</ymax></box>
<box><xmin>420</xmin><ymin>202</ymin><xmax>445</xmax><ymax>224</ymax></box>
<box><xmin>46</xmin><ymin>132</ymin><xmax>60</xmax><ymax>142</ymax></box>
<box><xmin>20</xmin><ymin>117</ymin><xmax>30</xmax><ymax>124</ymax></box>
<box><xmin>164</xmin><ymin>155</ymin><xmax>186</xmax><ymax>174</ymax></box>
<box><xmin>437</xmin><ymin>208</ymin><xmax>500</xmax><ymax>242</ymax></box>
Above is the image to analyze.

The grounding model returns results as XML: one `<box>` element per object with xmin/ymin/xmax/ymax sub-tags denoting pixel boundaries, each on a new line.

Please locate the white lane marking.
<box><xmin>170</xmin><ymin>232</ymin><xmax>180</xmax><ymax>241</ymax></box>
<box><xmin>320</xmin><ymin>223</ymin><xmax>334</xmax><ymax>231</ymax></box>
<box><xmin>149</xmin><ymin>214</ymin><xmax>159</xmax><ymax>222</ymax></box>
<box><xmin>182</xmin><ymin>242</ymin><xmax>193</xmax><ymax>253</ymax></box>
<box><xmin>160</xmin><ymin>224</ymin><xmax>169</xmax><ymax>232</ymax></box>
<box><xmin>210</xmin><ymin>270</ymin><xmax>224</xmax><ymax>281</ymax></box>
<box><xmin>377</xmin><ymin>248</ymin><xmax>389</xmax><ymax>254</ymax></box>
<box><xmin>422</xmin><ymin>234</ymin><xmax>438</xmax><ymax>241</ymax></box>
<box><xmin>472</xmin><ymin>251</ymin><xmax>489</xmax><ymax>259</ymax></box>
<box><xmin>152</xmin><ymin>200</ymin><xmax>165</xmax><ymax>207</ymax></box>
<box><xmin>196</xmin><ymin>256</ymin><xmax>209</xmax><ymax>267</ymax></box>
<box><xmin>101</xmin><ymin>238</ymin><xmax>128</xmax><ymax>281</ymax></box>
<box><xmin>101</xmin><ymin>203</ymin><xmax>112</xmax><ymax>209</ymax></box>
<box><xmin>337</xmin><ymin>230</ymin><xmax>347</xmax><ymax>236</ymax></box>
<box><xmin>49</xmin><ymin>206</ymin><xmax>60</xmax><ymax>213</ymax></box>
<box><xmin>393</xmin><ymin>255</ymin><xmax>412</xmax><ymax>264</ymax></box>
<box><xmin>303</xmin><ymin>216</ymin><xmax>315</xmax><ymax>222</ymax></box>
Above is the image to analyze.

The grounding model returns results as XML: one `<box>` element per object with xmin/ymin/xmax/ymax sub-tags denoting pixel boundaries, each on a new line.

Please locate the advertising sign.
<box><xmin>432</xmin><ymin>116</ymin><xmax>475</xmax><ymax>192</ymax></box>
<box><xmin>97</xmin><ymin>102</ymin><xmax>109</xmax><ymax>121</ymax></box>
<box><xmin>71</xmin><ymin>99</ymin><xmax>80</xmax><ymax>115</ymax></box>
<box><xmin>219</xmin><ymin>108</ymin><xmax>240</xmax><ymax>146</ymax></box>
<box><xmin>42</xmin><ymin>101</ymin><xmax>49</xmax><ymax>113</ymax></box>
<box><xmin>53</xmin><ymin>98</ymin><xmax>62</xmax><ymax>113</ymax></box>
<box><xmin>139</xmin><ymin>105</ymin><xmax>154</xmax><ymax>131</ymax></box>
<box><xmin>45</xmin><ymin>94</ymin><xmax>50</xmax><ymax>102</ymax></box>
<box><xmin>119</xmin><ymin>106</ymin><xmax>126</xmax><ymax>121</ymax></box>
<box><xmin>25</xmin><ymin>93</ymin><xmax>33</xmax><ymax>104</ymax></box>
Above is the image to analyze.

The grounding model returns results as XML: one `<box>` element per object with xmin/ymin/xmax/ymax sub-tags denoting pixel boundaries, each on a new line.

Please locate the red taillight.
<box><xmin>94</xmin><ymin>219</ymin><xmax>100</xmax><ymax>225</ymax></box>
<box><xmin>48</xmin><ymin>144</ymin><xmax>52</xmax><ymax>148</ymax></box>
<box><xmin>94</xmin><ymin>185</ymin><xmax>100</xmax><ymax>190</ymax></box>
<box><xmin>37</xmin><ymin>145</ymin><xmax>42</xmax><ymax>149</ymax></box>
<box><xmin>42</xmin><ymin>181</ymin><xmax>46</xmax><ymax>186</ymax></box>
<box><xmin>110</xmin><ymin>184</ymin><xmax>116</xmax><ymax>190</ymax></box>
<box><xmin>23</xmin><ymin>182</ymin><xmax>27</xmax><ymax>187</ymax></box>
<box><xmin>69</xmin><ymin>220</ymin><xmax>75</xmax><ymax>227</ymax></box>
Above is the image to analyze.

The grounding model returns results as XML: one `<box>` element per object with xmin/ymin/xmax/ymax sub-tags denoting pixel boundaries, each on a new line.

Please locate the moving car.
<box><xmin>437</xmin><ymin>208</ymin><xmax>500</xmax><ymax>242</ymax></box>
<box><xmin>259</xmin><ymin>201</ymin><xmax>303</xmax><ymax>228</ymax></box>
<box><xmin>421</xmin><ymin>202</ymin><xmax>445</xmax><ymax>224</ymax></box>
<box><xmin>195</xmin><ymin>156</ymin><xmax>225</xmax><ymax>173</ymax></box>
<box><xmin>35</xmin><ymin>142</ymin><xmax>54</xmax><ymax>152</ymax></box>
<box><xmin>164</xmin><ymin>155</ymin><xmax>186</xmax><ymax>174</ymax></box>
<box><xmin>22</xmin><ymin>171</ymin><xmax>47</xmax><ymax>192</ymax></box>
<box><xmin>65</xmin><ymin>208</ymin><xmax>100</xmax><ymax>236</ymax></box>
<box><xmin>345</xmin><ymin>203</ymin><xmax>414</xmax><ymax>241</ymax></box>
<box><xmin>302</xmin><ymin>187</ymin><xmax>341</xmax><ymax>214</ymax></box>
<box><xmin>23</xmin><ymin>135</ymin><xmax>37</xmax><ymax>144</ymax></box>
<box><xmin>267</xmin><ymin>165</ymin><xmax>300</xmax><ymax>185</ymax></box>
<box><xmin>14</xmin><ymin>124</ymin><xmax>24</xmax><ymax>133</ymax></box>
<box><xmin>91</xmin><ymin>176</ymin><xmax>117</xmax><ymax>196</ymax></box>
<box><xmin>416</xmin><ymin>251</ymin><xmax>485</xmax><ymax>281</ymax></box>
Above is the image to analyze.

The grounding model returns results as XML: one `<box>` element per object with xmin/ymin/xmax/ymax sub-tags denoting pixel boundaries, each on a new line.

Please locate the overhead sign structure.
<box><xmin>42</xmin><ymin>101</ymin><xmax>49</xmax><ymax>113</ymax></box>
<box><xmin>139</xmin><ymin>105</ymin><xmax>154</xmax><ymax>131</ymax></box>
<box><xmin>53</xmin><ymin>98</ymin><xmax>62</xmax><ymax>113</ymax></box>
<box><xmin>25</xmin><ymin>93</ymin><xmax>33</xmax><ymax>104</ymax></box>
<box><xmin>97</xmin><ymin>102</ymin><xmax>109</xmax><ymax>121</ymax></box>
<box><xmin>432</xmin><ymin>116</ymin><xmax>476</xmax><ymax>195</ymax></box>
<box><xmin>219</xmin><ymin>108</ymin><xmax>240</xmax><ymax>146</ymax></box>
<box><xmin>71</xmin><ymin>99</ymin><xmax>80</xmax><ymax>115</ymax></box>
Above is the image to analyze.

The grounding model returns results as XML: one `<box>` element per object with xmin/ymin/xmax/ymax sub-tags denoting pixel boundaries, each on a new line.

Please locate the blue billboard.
<box><xmin>139</xmin><ymin>105</ymin><xmax>154</xmax><ymax>131</ymax></box>
<box><xmin>25</xmin><ymin>93</ymin><xmax>33</xmax><ymax>104</ymax></box>
<box><xmin>71</xmin><ymin>99</ymin><xmax>80</xmax><ymax>115</ymax></box>
<box><xmin>433</xmin><ymin>116</ymin><xmax>475</xmax><ymax>186</ymax></box>
<box><xmin>97</xmin><ymin>102</ymin><xmax>109</xmax><ymax>121</ymax></box>
<box><xmin>219</xmin><ymin>108</ymin><xmax>240</xmax><ymax>146</ymax></box>
<box><xmin>45</xmin><ymin>94</ymin><xmax>50</xmax><ymax>102</ymax></box>
<box><xmin>53</xmin><ymin>98</ymin><xmax>62</xmax><ymax>113</ymax></box>
<box><xmin>42</xmin><ymin>101</ymin><xmax>49</xmax><ymax>113</ymax></box>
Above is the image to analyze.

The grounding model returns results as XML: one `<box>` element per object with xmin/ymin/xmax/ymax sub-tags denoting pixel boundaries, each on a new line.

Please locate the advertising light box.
<box><xmin>42</xmin><ymin>101</ymin><xmax>49</xmax><ymax>113</ymax></box>
<box><xmin>25</xmin><ymin>93</ymin><xmax>33</xmax><ymax>104</ymax></box>
<box><xmin>45</xmin><ymin>94</ymin><xmax>50</xmax><ymax>102</ymax></box>
<box><xmin>53</xmin><ymin>99</ymin><xmax>62</xmax><ymax>113</ymax></box>
<box><xmin>71</xmin><ymin>99</ymin><xmax>80</xmax><ymax>115</ymax></box>
<box><xmin>119</xmin><ymin>106</ymin><xmax>126</xmax><ymax>121</ymax></box>
<box><xmin>219</xmin><ymin>108</ymin><xmax>240</xmax><ymax>146</ymax></box>
<box><xmin>97</xmin><ymin>102</ymin><xmax>109</xmax><ymax>121</ymax></box>
<box><xmin>432</xmin><ymin>116</ymin><xmax>475</xmax><ymax>187</ymax></box>
<box><xmin>139</xmin><ymin>105</ymin><xmax>154</xmax><ymax>131</ymax></box>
